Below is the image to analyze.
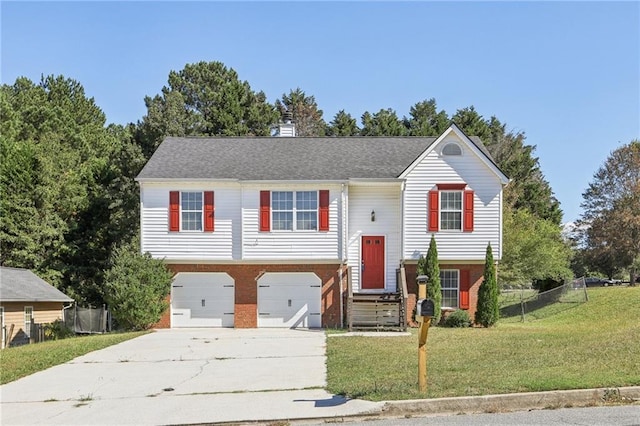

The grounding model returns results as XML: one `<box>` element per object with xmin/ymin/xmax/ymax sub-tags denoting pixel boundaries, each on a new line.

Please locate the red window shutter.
<box><xmin>259</xmin><ymin>191</ymin><xmax>270</xmax><ymax>232</ymax></box>
<box><xmin>204</xmin><ymin>191</ymin><xmax>214</xmax><ymax>232</ymax></box>
<box><xmin>460</xmin><ymin>269</ymin><xmax>470</xmax><ymax>309</ymax></box>
<box><xmin>428</xmin><ymin>190</ymin><xmax>439</xmax><ymax>232</ymax></box>
<box><xmin>463</xmin><ymin>190</ymin><xmax>474</xmax><ymax>232</ymax></box>
<box><xmin>169</xmin><ymin>191</ymin><xmax>180</xmax><ymax>231</ymax></box>
<box><xmin>319</xmin><ymin>190</ymin><xmax>329</xmax><ymax>232</ymax></box>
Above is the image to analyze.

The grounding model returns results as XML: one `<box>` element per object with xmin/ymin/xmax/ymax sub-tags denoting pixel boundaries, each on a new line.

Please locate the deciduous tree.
<box><xmin>579</xmin><ymin>140</ymin><xmax>640</xmax><ymax>284</ymax></box>
<box><xmin>500</xmin><ymin>208</ymin><xmax>573</xmax><ymax>286</ymax></box>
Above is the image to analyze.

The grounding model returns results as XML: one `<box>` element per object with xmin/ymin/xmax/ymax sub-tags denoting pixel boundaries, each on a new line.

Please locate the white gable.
<box><xmin>399</xmin><ymin>124</ymin><xmax>509</xmax><ymax>185</ymax></box>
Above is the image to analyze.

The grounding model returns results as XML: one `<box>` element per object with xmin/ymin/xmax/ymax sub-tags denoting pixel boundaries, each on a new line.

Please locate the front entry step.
<box><xmin>349</xmin><ymin>293</ymin><xmax>403</xmax><ymax>331</ymax></box>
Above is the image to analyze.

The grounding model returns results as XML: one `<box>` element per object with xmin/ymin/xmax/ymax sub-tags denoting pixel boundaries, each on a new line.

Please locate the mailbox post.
<box><xmin>416</xmin><ymin>274</ymin><xmax>433</xmax><ymax>393</ymax></box>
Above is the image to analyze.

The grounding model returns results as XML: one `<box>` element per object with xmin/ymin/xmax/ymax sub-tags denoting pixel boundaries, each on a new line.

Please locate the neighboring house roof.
<box><xmin>0</xmin><ymin>267</ymin><xmax>73</xmax><ymax>303</ymax></box>
<box><xmin>136</xmin><ymin>124</ymin><xmax>504</xmax><ymax>182</ymax></box>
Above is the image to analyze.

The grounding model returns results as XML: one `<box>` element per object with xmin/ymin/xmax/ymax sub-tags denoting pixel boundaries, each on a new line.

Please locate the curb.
<box><xmin>381</xmin><ymin>386</ymin><xmax>640</xmax><ymax>417</ymax></box>
<box><xmin>228</xmin><ymin>387</ymin><xmax>640</xmax><ymax>425</ymax></box>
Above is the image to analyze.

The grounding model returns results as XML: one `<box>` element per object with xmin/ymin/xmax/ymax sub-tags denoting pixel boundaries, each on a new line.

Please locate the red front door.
<box><xmin>361</xmin><ymin>236</ymin><xmax>385</xmax><ymax>290</ymax></box>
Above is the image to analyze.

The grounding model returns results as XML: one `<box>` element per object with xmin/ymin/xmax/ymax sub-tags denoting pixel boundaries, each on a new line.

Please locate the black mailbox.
<box><xmin>416</xmin><ymin>298</ymin><xmax>435</xmax><ymax>318</ymax></box>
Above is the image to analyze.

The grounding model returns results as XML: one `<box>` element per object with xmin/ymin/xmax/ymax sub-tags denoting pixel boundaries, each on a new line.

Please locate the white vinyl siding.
<box><xmin>243</xmin><ymin>185</ymin><xmax>341</xmax><ymax>260</ymax></box>
<box><xmin>347</xmin><ymin>184</ymin><xmax>402</xmax><ymax>292</ymax></box>
<box><xmin>403</xmin><ymin>133</ymin><xmax>503</xmax><ymax>261</ymax></box>
<box><xmin>140</xmin><ymin>183</ymin><xmax>241</xmax><ymax>260</ymax></box>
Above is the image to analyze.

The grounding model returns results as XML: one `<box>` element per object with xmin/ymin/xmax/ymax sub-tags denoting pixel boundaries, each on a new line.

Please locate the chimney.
<box><xmin>275</xmin><ymin>109</ymin><xmax>296</xmax><ymax>137</ymax></box>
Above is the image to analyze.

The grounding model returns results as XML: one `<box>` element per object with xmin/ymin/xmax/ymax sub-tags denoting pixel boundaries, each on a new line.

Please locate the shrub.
<box><xmin>103</xmin><ymin>237</ymin><xmax>173</xmax><ymax>331</ymax></box>
<box><xmin>476</xmin><ymin>243</ymin><xmax>500</xmax><ymax>327</ymax></box>
<box><xmin>418</xmin><ymin>235</ymin><xmax>442</xmax><ymax>325</ymax></box>
<box><xmin>44</xmin><ymin>319</ymin><xmax>74</xmax><ymax>340</ymax></box>
<box><xmin>443</xmin><ymin>309</ymin><xmax>471</xmax><ymax>328</ymax></box>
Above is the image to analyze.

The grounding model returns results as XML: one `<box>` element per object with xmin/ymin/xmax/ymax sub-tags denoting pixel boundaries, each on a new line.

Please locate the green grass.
<box><xmin>326</xmin><ymin>287</ymin><xmax>640</xmax><ymax>401</ymax></box>
<box><xmin>0</xmin><ymin>331</ymin><xmax>148</xmax><ymax>385</ymax></box>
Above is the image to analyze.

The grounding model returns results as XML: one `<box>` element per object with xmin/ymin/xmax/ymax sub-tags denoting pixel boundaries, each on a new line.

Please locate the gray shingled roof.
<box><xmin>136</xmin><ymin>135</ymin><xmax>496</xmax><ymax>181</ymax></box>
<box><xmin>0</xmin><ymin>267</ymin><xmax>73</xmax><ymax>302</ymax></box>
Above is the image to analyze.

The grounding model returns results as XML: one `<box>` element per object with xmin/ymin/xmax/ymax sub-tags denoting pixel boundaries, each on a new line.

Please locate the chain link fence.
<box><xmin>500</xmin><ymin>277</ymin><xmax>588</xmax><ymax>321</ymax></box>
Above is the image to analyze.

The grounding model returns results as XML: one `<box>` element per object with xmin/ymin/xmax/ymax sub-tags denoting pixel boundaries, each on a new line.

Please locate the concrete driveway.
<box><xmin>1</xmin><ymin>329</ymin><xmax>382</xmax><ymax>425</ymax></box>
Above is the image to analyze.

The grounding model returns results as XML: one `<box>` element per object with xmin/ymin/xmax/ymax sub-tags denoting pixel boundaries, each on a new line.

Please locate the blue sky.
<box><xmin>2</xmin><ymin>1</ymin><xmax>639</xmax><ymax>224</ymax></box>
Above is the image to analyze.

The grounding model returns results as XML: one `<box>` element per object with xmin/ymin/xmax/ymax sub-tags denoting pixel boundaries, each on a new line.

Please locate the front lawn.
<box><xmin>0</xmin><ymin>331</ymin><xmax>148</xmax><ymax>385</ymax></box>
<box><xmin>326</xmin><ymin>286</ymin><xmax>640</xmax><ymax>401</ymax></box>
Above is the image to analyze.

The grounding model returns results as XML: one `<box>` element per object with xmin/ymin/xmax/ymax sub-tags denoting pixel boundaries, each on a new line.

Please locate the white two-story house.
<box><xmin>136</xmin><ymin>123</ymin><xmax>509</xmax><ymax>328</ymax></box>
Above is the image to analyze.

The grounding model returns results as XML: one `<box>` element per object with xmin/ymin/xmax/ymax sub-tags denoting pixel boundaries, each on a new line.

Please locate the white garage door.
<box><xmin>171</xmin><ymin>273</ymin><xmax>234</xmax><ymax>327</ymax></box>
<box><xmin>257</xmin><ymin>272</ymin><xmax>322</xmax><ymax>328</ymax></box>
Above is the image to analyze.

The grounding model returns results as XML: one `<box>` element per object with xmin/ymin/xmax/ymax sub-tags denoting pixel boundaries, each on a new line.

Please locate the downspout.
<box><xmin>62</xmin><ymin>302</ymin><xmax>75</xmax><ymax>333</ymax></box>
<box><xmin>400</xmin><ymin>180</ymin><xmax>406</xmax><ymax>270</ymax></box>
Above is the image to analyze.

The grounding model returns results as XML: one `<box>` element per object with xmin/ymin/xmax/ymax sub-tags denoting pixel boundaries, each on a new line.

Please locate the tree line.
<box><xmin>2</xmin><ymin>60</ymin><xmax>633</xmax><ymax>315</ymax></box>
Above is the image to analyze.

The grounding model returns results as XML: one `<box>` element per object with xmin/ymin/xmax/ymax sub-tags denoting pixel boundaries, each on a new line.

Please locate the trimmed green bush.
<box><xmin>443</xmin><ymin>309</ymin><xmax>472</xmax><ymax>327</ymax></box>
<box><xmin>476</xmin><ymin>243</ymin><xmax>500</xmax><ymax>327</ymax></box>
<box><xmin>418</xmin><ymin>235</ymin><xmax>442</xmax><ymax>325</ymax></box>
<box><xmin>103</xmin><ymin>237</ymin><xmax>173</xmax><ymax>330</ymax></box>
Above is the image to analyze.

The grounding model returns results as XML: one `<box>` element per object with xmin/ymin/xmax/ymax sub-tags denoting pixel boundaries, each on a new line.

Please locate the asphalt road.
<box><xmin>302</xmin><ymin>405</ymin><xmax>640</xmax><ymax>426</ymax></box>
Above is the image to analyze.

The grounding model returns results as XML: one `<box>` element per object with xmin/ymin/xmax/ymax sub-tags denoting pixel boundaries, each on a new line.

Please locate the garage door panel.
<box><xmin>258</xmin><ymin>285</ymin><xmax>322</xmax><ymax>300</ymax></box>
<box><xmin>257</xmin><ymin>273</ymin><xmax>322</xmax><ymax>328</ymax></box>
<box><xmin>171</xmin><ymin>273</ymin><xmax>234</xmax><ymax>328</ymax></box>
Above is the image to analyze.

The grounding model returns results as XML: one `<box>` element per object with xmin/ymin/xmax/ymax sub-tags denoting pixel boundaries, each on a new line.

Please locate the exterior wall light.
<box><xmin>371</xmin><ymin>210</ymin><xmax>376</xmax><ymax>222</ymax></box>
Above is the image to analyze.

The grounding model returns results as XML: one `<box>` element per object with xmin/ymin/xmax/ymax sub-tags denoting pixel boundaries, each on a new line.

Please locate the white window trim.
<box><xmin>440</xmin><ymin>190</ymin><xmax>463</xmax><ymax>232</ymax></box>
<box><xmin>180</xmin><ymin>191</ymin><xmax>204</xmax><ymax>232</ymax></box>
<box><xmin>24</xmin><ymin>306</ymin><xmax>33</xmax><ymax>337</ymax></box>
<box><xmin>271</xmin><ymin>191</ymin><xmax>319</xmax><ymax>232</ymax></box>
<box><xmin>440</xmin><ymin>269</ymin><xmax>460</xmax><ymax>309</ymax></box>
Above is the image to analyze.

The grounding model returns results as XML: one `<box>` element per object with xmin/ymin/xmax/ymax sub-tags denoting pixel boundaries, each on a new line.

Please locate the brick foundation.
<box><xmin>156</xmin><ymin>263</ymin><xmax>346</xmax><ymax>329</ymax></box>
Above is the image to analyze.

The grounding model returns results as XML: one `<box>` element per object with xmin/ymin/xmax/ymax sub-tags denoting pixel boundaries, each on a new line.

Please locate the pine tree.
<box><xmin>418</xmin><ymin>235</ymin><xmax>442</xmax><ymax>325</ymax></box>
<box><xmin>476</xmin><ymin>243</ymin><xmax>500</xmax><ymax>327</ymax></box>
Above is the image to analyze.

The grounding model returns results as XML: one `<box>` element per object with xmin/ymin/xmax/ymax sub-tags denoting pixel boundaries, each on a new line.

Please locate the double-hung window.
<box><xmin>428</xmin><ymin>184</ymin><xmax>474</xmax><ymax>232</ymax></box>
<box><xmin>169</xmin><ymin>191</ymin><xmax>214</xmax><ymax>232</ymax></box>
<box><xmin>271</xmin><ymin>191</ymin><xmax>318</xmax><ymax>231</ymax></box>
<box><xmin>440</xmin><ymin>270</ymin><xmax>459</xmax><ymax>308</ymax></box>
<box><xmin>440</xmin><ymin>191</ymin><xmax>463</xmax><ymax>230</ymax></box>
<box><xmin>181</xmin><ymin>192</ymin><xmax>203</xmax><ymax>231</ymax></box>
<box><xmin>24</xmin><ymin>306</ymin><xmax>33</xmax><ymax>337</ymax></box>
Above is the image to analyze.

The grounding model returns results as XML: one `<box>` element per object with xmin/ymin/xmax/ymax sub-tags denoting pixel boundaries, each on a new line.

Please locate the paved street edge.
<box><xmin>381</xmin><ymin>386</ymin><xmax>640</xmax><ymax>417</ymax></box>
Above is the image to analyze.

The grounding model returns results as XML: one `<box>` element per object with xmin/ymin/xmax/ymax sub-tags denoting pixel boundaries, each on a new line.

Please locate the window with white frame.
<box><xmin>272</xmin><ymin>191</ymin><xmax>318</xmax><ymax>231</ymax></box>
<box><xmin>24</xmin><ymin>306</ymin><xmax>33</xmax><ymax>337</ymax></box>
<box><xmin>440</xmin><ymin>270</ymin><xmax>459</xmax><ymax>308</ymax></box>
<box><xmin>440</xmin><ymin>191</ymin><xmax>463</xmax><ymax>230</ymax></box>
<box><xmin>181</xmin><ymin>192</ymin><xmax>203</xmax><ymax>231</ymax></box>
